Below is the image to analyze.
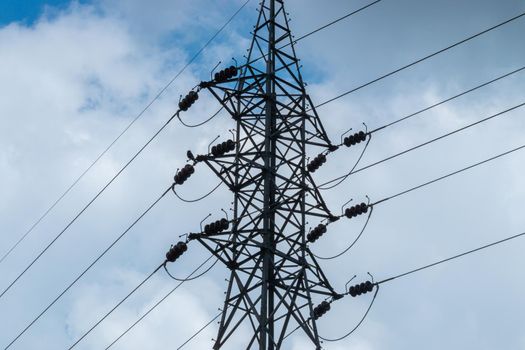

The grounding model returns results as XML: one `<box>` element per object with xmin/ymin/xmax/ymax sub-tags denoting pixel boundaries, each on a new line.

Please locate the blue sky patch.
<box><xmin>0</xmin><ymin>0</ymin><xmax>89</xmax><ymax>26</ymax></box>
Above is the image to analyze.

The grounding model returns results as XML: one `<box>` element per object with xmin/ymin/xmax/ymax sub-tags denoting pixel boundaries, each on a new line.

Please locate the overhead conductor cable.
<box><xmin>4</xmin><ymin>181</ymin><xmax>185</xmax><ymax>348</ymax></box>
<box><xmin>4</xmin><ymin>162</ymin><xmax>196</xmax><ymax>348</ymax></box>
<box><xmin>0</xmin><ymin>111</ymin><xmax>182</xmax><ymax>301</ymax></box>
<box><xmin>67</xmin><ymin>241</ymin><xmax>192</xmax><ymax>349</ymax></box>
<box><xmin>314</xmin><ymin>11</ymin><xmax>525</xmax><ymax>109</ymax></box>
<box><xmin>319</xmin><ymin>101</ymin><xmax>525</xmax><ymax>189</ymax></box>
<box><xmin>102</xmin><ymin>255</ymin><xmax>217</xmax><ymax>350</ymax></box>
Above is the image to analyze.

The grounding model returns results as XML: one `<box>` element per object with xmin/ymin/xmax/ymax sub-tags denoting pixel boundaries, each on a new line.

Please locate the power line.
<box><xmin>177</xmin><ymin>106</ymin><xmax>224</xmax><ymax>128</ymax></box>
<box><xmin>312</xmin><ymin>132</ymin><xmax>525</xmax><ymax>259</ymax></box>
<box><xmin>0</xmin><ymin>112</ymin><xmax>178</xmax><ymax>301</ymax></box>
<box><xmin>296</xmin><ymin>141</ymin><xmax>525</xmax><ymax>342</ymax></box>
<box><xmin>319</xmin><ymin>101</ymin><xmax>525</xmax><ymax>189</ymax></box>
<box><xmin>67</xmin><ymin>215</ymin><xmax>258</xmax><ymax>348</ymax></box>
<box><xmin>317</xmin><ymin>65</ymin><xmax>525</xmax><ymax>190</ymax></box>
<box><xmin>288</xmin><ymin>0</ymin><xmax>383</xmax><ymax>45</ymax></box>
<box><xmin>3</xmin><ymin>187</ymin><xmax>171</xmax><ymax>349</ymax></box>
<box><xmin>371</xmin><ymin>65</ymin><xmax>525</xmax><ymax>133</ymax></box>
<box><xmin>67</xmin><ymin>263</ymin><xmax>165</xmax><ymax>350</ymax></box>
<box><xmin>318</xmin><ymin>287</ymin><xmax>380</xmax><ymax>342</ymax></box>
<box><xmin>290</xmin><ymin>142</ymin><xmax>519</xmax><ymax>265</ymax></box>
<box><xmin>313</xmin><ymin>137</ymin><xmax>525</xmax><ymax>260</ymax></box>
<box><xmin>312</xmin><ymin>207</ymin><xmax>374</xmax><ymax>260</ymax></box>
<box><xmin>174</xmin><ymin>1</ymin><xmax>523</xmax><ymax>143</ymax></box>
<box><xmin>243</xmin><ymin>12</ymin><xmax>524</xmax><ymax>134</ymax></box>
<box><xmin>104</xmin><ymin>255</ymin><xmax>216</xmax><ymax>349</ymax></box>
<box><xmin>318</xmin><ymin>136</ymin><xmax>372</xmax><ymax>190</ymax></box>
<box><xmin>314</xmin><ymin>230</ymin><xmax>525</xmax><ymax>343</ymax></box>
<box><xmin>177</xmin><ymin>312</ymin><xmax>222</xmax><ymax>349</ymax></box>
<box><xmin>377</xmin><ymin>231</ymin><xmax>525</xmax><ymax>285</ymax></box>
<box><xmin>163</xmin><ymin>256</ymin><xmax>220</xmax><ymax>282</ymax></box>
<box><xmin>372</xmin><ymin>142</ymin><xmax>525</xmax><ymax>206</ymax></box>
<box><xmin>314</xmin><ymin>11</ymin><xmax>525</xmax><ymax>109</ymax></box>
<box><xmin>172</xmin><ymin>182</ymin><xmax>223</xmax><ymax>203</ymax></box>
<box><xmin>296</xmin><ymin>232</ymin><xmax>525</xmax><ymax>343</ymax></box>
<box><xmin>0</xmin><ymin>0</ymin><xmax>251</xmax><ymax>268</ymax></box>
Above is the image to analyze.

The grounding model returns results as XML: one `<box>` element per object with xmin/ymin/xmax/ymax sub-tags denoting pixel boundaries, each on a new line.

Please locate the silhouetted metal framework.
<box><xmin>191</xmin><ymin>1</ymin><xmax>340</xmax><ymax>348</ymax></box>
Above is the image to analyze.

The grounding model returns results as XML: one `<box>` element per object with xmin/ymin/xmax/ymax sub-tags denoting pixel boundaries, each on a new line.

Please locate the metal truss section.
<box><xmin>191</xmin><ymin>1</ymin><xmax>340</xmax><ymax>348</ymax></box>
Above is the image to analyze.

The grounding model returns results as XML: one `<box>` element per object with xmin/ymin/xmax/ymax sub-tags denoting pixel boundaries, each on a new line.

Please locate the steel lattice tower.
<box><xmin>191</xmin><ymin>0</ymin><xmax>340</xmax><ymax>348</ymax></box>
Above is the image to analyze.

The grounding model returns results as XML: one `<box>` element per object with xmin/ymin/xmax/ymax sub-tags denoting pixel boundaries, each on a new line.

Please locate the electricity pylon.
<box><xmin>190</xmin><ymin>0</ymin><xmax>341</xmax><ymax>348</ymax></box>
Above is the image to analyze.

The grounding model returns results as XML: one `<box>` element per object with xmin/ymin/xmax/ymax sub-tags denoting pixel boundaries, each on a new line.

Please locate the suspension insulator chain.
<box><xmin>204</xmin><ymin>218</ymin><xmax>230</xmax><ymax>235</ymax></box>
<box><xmin>343</xmin><ymin>131</ymin><xmax>368</xmax><ymax>148</ymax></box>
<box><xmin>174</xmin><ymin>164</ymin><xmax>195</xmax><ymax>185</ymax></box>
<box><xmin>345</xmin><ymin>202</ymin><xmax>369</xmax><ymax>219</ymax></box>
<box><xmin>307</xmin><ymin>224</ymin><xmax>327</xmax><ymax>243</ymax></box>
<box><xmin>165</xmin><ymin>241</ymin><xmax>188</xmax><ymax>263</ymax></box>
<box><xmin>179</xmin><ymin>90</ymin><xmax>199</xmax><ymax>111</ymax></box>
<box><xmin>312</xmin><ymin>300</ymin><xmax>331</xmax><ymax>320</ymax></box>
<box><xmin>212</xmin><ymin>139</ymin><xmax>236</xmax><ymax>157</ymax></box>
<box><xmin>199</xmin><ymin>65</ymin><xmax>239</xmax><ymax>88</ymax></box>
<box><xmin>348</xmin><ymin>281</ymin><xmax>374</xmax><ymax>297</ymax></box>
<box><xmin>214</xmin><ymin>66</ymin><xmax>239</xmax><ymax>83</ymax></box>
<box><xmin>307</xmin><ymin>153</ymin><xmax>327</xmax><ymax>173</ymax></box>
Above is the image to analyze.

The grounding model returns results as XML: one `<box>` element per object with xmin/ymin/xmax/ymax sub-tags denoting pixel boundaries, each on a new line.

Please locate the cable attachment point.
<box><xmin>221</xmin><ymin>208</ymin><xmax>229</xmax><ymax>222</ymax></box>
<box><xmin>312</xmin><ymin>300</ymin><xmax>331</xmax><ymax>320</ymax></box>
<box><xmin>367</xmin><ymin>272</ymin><xmax>375</xmax><ymax>283</ymax></box>
<box><xmin>340</xmin><ymin>127</ymin><xmax>353</xmax><ymax>145</ymax></box>
<box><xmin>208</xmin><ymin>135</ymin><xmax>220</xmax><ymax>154</ymax></box>
<box><xmin>307</xmin><ymin>223</ymin><xmax>327</xmax><ymax>243</ymax></box>
<box><xmin>174</xmin><ymin>164</ymin><xmax>195</xmax><ymax>185</ymax></box>
<box><xmin>200</xmin><ymin>213</ymin><xmax>212</xmax><ymax>233</ymax></box>
<box><xmin>210</xmin><ymin>61</ymin><xmax>222</xmax><ymax>81</ymax></box>
<box><xmin>187</xmin><ymin>150</ymin><xmax>195</xmax><ymax>162</ymax></box>
<box><xmin>228</xmin><ymin>129</ymin><xmax>236</xmax><ymax>141</ymax></box>
<box><xmin>344</xmin><ymin>275</ymin><xmax>358</xmax><ymax>292</ymax></box>
<box><xmin>332</xmin><ymin>293</ymin><xmax>344</xmax><ymax>301</ymax></box>
<box><xmin>178</xmin><ymin>232</ymin><xmax>189</xmax><ymax>242</ymax></box>
<box><xmin>348</xmin><ymin>280</ymin><xmax>374</xmax><ymax>297</ymax></box>
<box><xmin>165</xmin><ymin>241</ymin><xmax>188</xmax><ymax>263</ymax></box>
<box><xmin>307</xmin><ymin>153</ymin><xmax>327</xmax><ymax>173</ymax></box>
<box><xmin>179</xmin><ymin>90</ymin><xmax>199</xmax><ymax>111</ymax></box>
<box><xmin>340</xmin><ymin>198</ymin><xmax>353</xmax><ymax>216</ymax></box>
<box><xmin>328</xmin><ymin>214</ymin><xmax>340</xmax><ymax>223</ymax></box>
<box><xmin>328</xmin><ymin>144</ymin><xmax>339</xmax><ymax>153</ymax></box>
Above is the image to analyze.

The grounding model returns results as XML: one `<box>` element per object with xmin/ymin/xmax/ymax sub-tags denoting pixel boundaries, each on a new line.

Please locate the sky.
<box><xmin>0</xmin><ymin>0</ymin><xmax>525</xmax><ymax>349</ymax></box>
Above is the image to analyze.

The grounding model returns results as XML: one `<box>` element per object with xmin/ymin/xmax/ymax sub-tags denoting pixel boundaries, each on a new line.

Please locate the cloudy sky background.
<box><xmin>1</xmin><ymin>0</ymin><xmax>525</xmax><ymax>349</ymax></box>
